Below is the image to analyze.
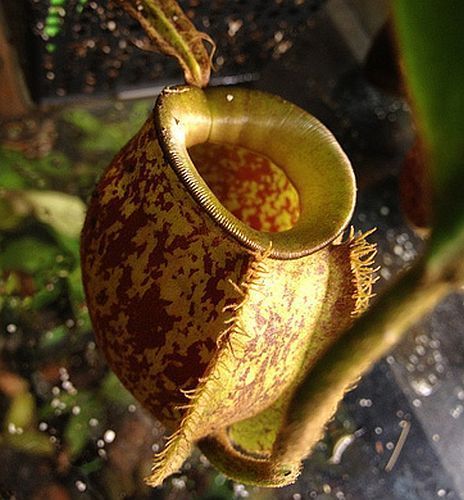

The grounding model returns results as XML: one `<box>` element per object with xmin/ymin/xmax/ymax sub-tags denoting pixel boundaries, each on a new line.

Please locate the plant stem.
<box><xmin>114</xmin><ymin>0</ymin><xmax>213</xmax><ymax>87</ymax></box>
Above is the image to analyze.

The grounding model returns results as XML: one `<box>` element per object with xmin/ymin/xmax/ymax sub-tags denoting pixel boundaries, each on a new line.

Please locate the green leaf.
<box><xmin>6</xmin><ymin>430</ymin><xmax>55</xmax><ymax>456</ymax></box>
<box><xmin>0</xmin><ymin>237</ymin><xmax>60</xmax><ymax>274</ymax></box>
<box><xmin>0</xmin><ymin>161</ymin><xmax>27</xmax><ymax>189</ymax></box>
<box><xmin>20</xmin><ymin>191</ymin><xmax>86</xmax><ymax>239</ymax></box>
<box><xmin>63</xmin><ymin>392</ymin><xmax>104</xmax><ymax>458</ymax></box>
<box><xmin>51</xmin><ymin>230</ymin><xmax>81</xmax><ymax>259</ymax></box>
<box><xmin>0</xmin><ymin>197</ymin><xmax>27</xmax><ymax>231</ymax></box>
<box><xmin>39</xmin><ymin>325</ymin><xmax>68</xmax><ymax>349</ymax></box>
<box><xmin>67</xmin><ymin>266</ymin><xmax>85</xmax><ymax>306</ymax></box>
<box><xmin>67</xmin><ymin>266</ymin><xmax>92</xmax><ymax>332</ymax></box>
<box><xmin>113</xmin><ymin>0</ymin><xmax>214</xmax><ymax>87</ymax></box>
<box><xmin>0</xmin><ymin>148</ymin><xmax>72</xmax><ymax>189</ymax></box>
<box><xmin>79</xmin><ymin>458</ymin><xmax>104</xmax><ymax>475</ymax></box>
<box><xmin>393</xmin><ymin>2</ymin><xmax>464</xmax><ymax>194</ymax></box>
<box><xmin>100</xmin><ymin>372</ymin><xmax>135</xmax><ymax>407</ymax></box>
<box><xmin>4</xmin><ymin>391</ymin><xmax>35</xmax><ymax>431</ymax></box>
<box><xmin>63</xmin><ymin>104</ymin><xmax>151</xmax><ymax>154</ymax></box>
<box><xmin>29</xmin><ymin>279</ymin><xmax>63</xmax><ymax>310</ymax></box>
<box><xmin>393</xmin><ymin>2</ymin><xmax>464</xmax><ymax>277</ymax></box>
<box><xmin>38</xmin><ymin>390</ymin><xmax>104</xmax><ymax>457</ymax></box>
<box><xmin>62</xmin><ymin>109</ymin><xmax>102</xmax><ymax>136</ymax></box>
<box><xmin>65</xmin><ymin>413</ymin><xmax>92</xmax><ymax>458</ymax></box>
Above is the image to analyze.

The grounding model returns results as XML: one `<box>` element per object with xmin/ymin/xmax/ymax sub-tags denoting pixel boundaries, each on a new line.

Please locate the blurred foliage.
<box><xmin>44</xmin><ymin>0</ymin><xmax>89</xmax><ymax>52</ymax></box>
<box><xmin>393</xmin><ymin>1</ymin><xmax>464</xmax><ymax>275</ymax></box>
<box><xmin>0</xmin><ymin>97</ymin><xmax>239</xmax><ymax>498</ymax></box>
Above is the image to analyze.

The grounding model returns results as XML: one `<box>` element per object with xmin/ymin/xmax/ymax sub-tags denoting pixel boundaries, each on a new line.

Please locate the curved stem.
<box><xmin>198</xmin><ymin>430</ymin><xmax>300</xmax><ymax>487</ymax></box>
<box><xmin>114</xmin><ymin>0</ymin><xmax>213</xmax><ymax>87</ymax></box>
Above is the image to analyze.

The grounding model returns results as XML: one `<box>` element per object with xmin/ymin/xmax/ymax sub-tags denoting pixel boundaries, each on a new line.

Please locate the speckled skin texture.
<box><xmin>81</xmin><ymin>116</ymin><xmax>249</xmax><ymax>426</ymax></box>
<box><xmin>81</xmin><ymin>101</ymin><xmax>375</xmax><ymax>487</ymax></box>
<box><xmin>190</xmin><ymin>142</ymin><xmax>300</xmax><ymax>232</ymax></box>
<box><xmin>81</xmin><ymin>113</ymin><xmax>312</xmax><ymax>430</ymax></box>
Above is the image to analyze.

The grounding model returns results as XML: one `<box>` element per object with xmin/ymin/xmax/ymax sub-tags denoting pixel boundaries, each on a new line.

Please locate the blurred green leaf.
<box><xmin>29</xmin><ymin>279</ymin><xmax>64</xmax><ymax>310</ymax></box>
<box><xmin>0</xmin><ymin>237</ymin><xmax>60</xmax><ymax>274</ymax></box>
<box><xmin>20</xmin><ymin>191</ymin><xmax>86</xmax><ymax>239</ymax></box>
<box><xmin>6</xmin><ymin>430</ymin><xmax>55</xmax><ymax>456</ymax></box>
<box><xmin>0</xmin><ymin>273</ymin><xmax>21</xmax><ymax>311</ymax></box>
<box><xmin>0</xmin><ymin>190</ymin><xmax>83</xmax><ymax>266</ymax></box>
<box><xmin>394</xmin><ymin>2</ymin><xmax>464</xmax><ymax>197</ymax></box>
<box><xmin>63</xmin><ymin>109</ymin><xmax>128</xmax><ymax>153</ymax></box>
<box><xmin>38</xmin><ymin>388</ymin><xmax>81</xmax><ymax>421</ymax></box>
<box><xmin>65</xmin><ymin>413</ymin><xmax>92</xmax><ymax>458</ymax></box>
<box><xmin>4</xmin><ymin>391</ymin><xmax>35</xmax><ymax>431</ymax></box>
<box><xmin>203</xmin><ymin>473</ymin><xmax>234</xmax><ymax>500</ymax></box>
<box><xmin>75</xmin><ymin>310</ymin><xmax>92</xmax><ymax>333</ymax></box>
<box><xmin>39</xmin><ymin>325</ymin><xmax>69</xmax><ymax>349</ymax></box>
<box><xmin>100</xmin><ymin>372</ymin><xmax>135</xmax><ymax>407</ymax></box>
<box><xmin>63</xmin><ymin>101</ymin><xmax>151</xmax><ymax>154</ymax></box>
<box><xmin>0</xmin><ymin>191</ymin><xmax>32</xmax><ymax>231</ymax></box>
<box><xmin>53</xmin><ymin>231</ymin><xmax>81</xmax><ymax>260</ymax></box>
<box><xmin>0</xmin><ymin>150</ymin><xmax>28</xmax><ymax>189</ymax></box>
<box><xmin>38</xmin><ymin>390</ymin><xmax>105</xmax><ymax>457</ymax></box>
<box><xmin>393</xmin><ymin>2</ymin><xmax>464</xmax><ymax>276</ymax></box>
<box><xmin>0</xmin><ymin>197</ymin><xmax>27</xmax><ymax>231</ymax></box>
<box><xmin>0</xmin><ymin>148</ymin><xmax>72</xmax><ymax>189</ymax></box>
<box><xmin>62</xmin><ymin>109</ymin><xmax>102</xmax><ymax>136</ymax></box>
<box><xmin>0</xmin><ymin>168</ymin><xmax>27</xmax><ymax>190</ymax></box>
<box><xmin>79</xmin><ymin>458</ymin><xmax>104</xmax><ymax>475</ymax></box>
<box><xmin>67</xmin><ymin>266</ymin><xmax>92</xmax><ymax>332</ymax></box>
<box><xmin>63</xmin><ymin>392</ymin><xmax>104</xmax><ymax>458</ymax></box>
<box><xmin>67</xmin><ymin>266</ymin><xmax>85</xmax><ymax>306</ymax></box>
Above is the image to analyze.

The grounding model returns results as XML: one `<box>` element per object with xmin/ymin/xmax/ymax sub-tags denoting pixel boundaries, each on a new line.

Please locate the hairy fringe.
<box><xmin>145</xmin><ymin>244</ymin><xmax>272</xmax><ymax>487</ymax></box>
<box><xmin>348</xmin><ymin>227</ymin><xmax>379</xmax><ymax>317</ymax></box>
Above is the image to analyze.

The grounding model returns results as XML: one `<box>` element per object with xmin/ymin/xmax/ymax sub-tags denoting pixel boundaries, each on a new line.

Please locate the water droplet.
<box><xmin>75</xmin><ymin>480</ymin><xmax>87</xmax><ymax>492</ymax></box>
<box><xmin>359</xmin><ymin>398</ymin><xmax>373</xmax><ymax>407</ymax></box>
<box><xmin>450</xmin><ymin>405</ymin><xmax>463</xmax><ymax>419</ymax></box>
<box><xmin>380</xmin><ymin>206</ymin><xmax>390</xmax><ymax>216</ymax></box>
<box><xmin>104</xmin><ymin>429</ymin><xmax>116</xmax><ymax>443</ymax></box>
<box><xmin>386</xmin><ymin>355</ymin><xmax>395</xmax><ymax>365</ymax></box>
<box><xmin>411</xmin><ymin>379</ymin><xmax>434</xmax><ymax>397</ymax></box>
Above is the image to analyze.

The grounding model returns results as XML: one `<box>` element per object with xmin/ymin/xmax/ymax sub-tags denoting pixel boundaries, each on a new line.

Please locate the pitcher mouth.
<box><xmin>155</xmin><ymin>85</ymin><xmax>356</xmax><ymax>260</ymax></box>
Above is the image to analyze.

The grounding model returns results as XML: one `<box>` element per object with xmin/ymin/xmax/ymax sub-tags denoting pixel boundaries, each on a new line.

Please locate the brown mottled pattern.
<box><xmin>226</xmin><ymin>239</ymin><xmax>359</xmax><ymax>456</ymax></box>
<box><xmin>81</xmin><ymin>115</ymin><xmax>311</xmax><ymax>430</ymax></box>
<box><xmin>189</xmin><ymin>142</ymin><xmax>300</xmax><ymax>232</ymax></box>
<box><xmin>81</xmin><ymin>110</ymin><xmax>374</xmax><ymax>488</ymax></box>
<box><xmin>81</xmin><ymin>115</ymin><xmax>251</xmax><ymax>427</ymax></box>
<box><xmin>192</xmin><ymin>250</ymin><xmax>332</xmax><ymax>431</ymax></box>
